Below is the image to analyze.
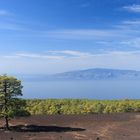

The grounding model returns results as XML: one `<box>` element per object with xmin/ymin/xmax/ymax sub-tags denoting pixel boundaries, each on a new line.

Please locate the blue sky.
<box><xmin>0</xmin><ymin>0</ymin><xmax>140</xmax><ymax>74</ymax></box>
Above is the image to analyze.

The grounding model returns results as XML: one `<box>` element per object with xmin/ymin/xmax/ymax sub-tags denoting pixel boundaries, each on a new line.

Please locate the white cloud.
<box><xmin>1</xmin><ymin>50</ymin><xmax>140</xmax><ymax>74</ymax></box>
<box><xmin>123</xmin><ymin>20</ymin><xmax>140</xmax><ymax>25</ymax></box>
<box><xmin>48</xmin><ymin>50</ymin><xmax>92</xmax><ymax>57</ymax></box>
<box><xmin>0</xmin><ymin>22</ymin><xmax>24</xmax><ymax>31</ymax></box>
<box><xmin>121</xmin><ymin>20</ymin><xmax>140</xmax><ymax>30</ymax></box>
<box><xmin>44</xmin><ymin>22</ymin><xmax>140</xmax><ymax>40</ymax></box>
<box><xmin>115</xmin><ymin>20</ymin><xmax>140</xmax><ymax>31</ymax></box>
<box><xmin>0</xmin><ymin>10</ymin><xmax>11</xmax><ymax>16</ymax></box>
<box><xmin>123</xmin><ymin>4</ymin><xmax>140</xmax><ymax>12</ymax></box>
<box><xmin>46</xmin><ymin>29</ymin><xmax>121</xmax><ymax>40</ymax></box>
<box><xmin>3</xmin><ymin>53</ymin><xmax>65</xmax><ymax>60</ymax></box>
<box><xmin>0</xmin><ymin>10</ymin><xmax>33</xmax><ymax>31</ymax></box>
<box><xmin>2</xmin><ymin>50</ymin><xmax>93</xmax><ymax>60</ymax></box>
<box><xmin>120</xmin><ymin>38</ymin><xmax>140</xmax><ymax>48</ymax></box>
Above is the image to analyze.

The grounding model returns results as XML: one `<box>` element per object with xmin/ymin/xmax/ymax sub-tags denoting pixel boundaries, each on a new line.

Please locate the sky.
<box><xmin>0</xmin><ymin>0</ymin><xmax>140</xmax><ymax>74</ymax></box>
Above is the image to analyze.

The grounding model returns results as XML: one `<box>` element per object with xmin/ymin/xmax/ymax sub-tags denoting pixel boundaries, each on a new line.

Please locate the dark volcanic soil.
<box><xmin>0</xmin><ymin>113</ymin><xmax>140</xmax><ymax>140</ymax></box>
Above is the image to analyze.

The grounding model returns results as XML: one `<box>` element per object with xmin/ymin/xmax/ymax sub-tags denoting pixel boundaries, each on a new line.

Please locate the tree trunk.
<box><xmin>3</xmin><ymin>81</ymin><xmax>10</xmax><ymax>130</ymax></box>
<box><xmin>5</xmin><ymin>116</ymin><xmax>9</xmax><ymax>130</ymax></box>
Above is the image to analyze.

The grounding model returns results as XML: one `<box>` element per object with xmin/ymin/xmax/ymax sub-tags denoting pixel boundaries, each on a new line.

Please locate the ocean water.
<box><xmin>22</xmin><ymin>80</ymin><xmax>140</xmax><ymax>99</ymax></box>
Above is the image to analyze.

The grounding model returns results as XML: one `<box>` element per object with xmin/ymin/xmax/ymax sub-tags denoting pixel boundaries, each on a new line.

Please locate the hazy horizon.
<box><xmin>1</xmin><ymin>0</ymin><xmax>140</xmax><ymax>99</ymax></box>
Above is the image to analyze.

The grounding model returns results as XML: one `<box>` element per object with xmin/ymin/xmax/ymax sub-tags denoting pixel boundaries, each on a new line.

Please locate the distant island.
<box><xmin>19</xmin><ymin>68</ymin><xmax>140</xmax><ymax>81</ymax></box>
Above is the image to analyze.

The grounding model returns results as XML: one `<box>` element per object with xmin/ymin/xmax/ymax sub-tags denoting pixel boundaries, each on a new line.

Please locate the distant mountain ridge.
<box><xmin>18</xmin><ymin>68</ymin><xmax>140</xmax><ymax>81</ymax></box>
<box><xmin>49</xmin><ymin>68</ymin><xmax>140</xmax><ymax>80</ymax></box>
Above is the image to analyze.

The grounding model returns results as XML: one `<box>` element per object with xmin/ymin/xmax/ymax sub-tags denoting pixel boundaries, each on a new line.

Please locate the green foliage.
<box><xmin>25</xmin><ymin>99</ymin><xmax>140</xmax><ymax>115</ymax></box>
<box><xmin>0</xmin><ymin>75</ymin><xmax>30</xmax><ymax>129</ymax></box>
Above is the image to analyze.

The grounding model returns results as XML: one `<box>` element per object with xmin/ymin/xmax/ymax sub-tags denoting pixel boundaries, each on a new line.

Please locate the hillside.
<box><xmin>48</xmin><ymin>68</ymin><xmax>140</xmax><ymax>80</ymax></box>
<box><xmin>19</xmin><ymin>68</ymin><xmax>140</xmax><ymax>81</ymax></box>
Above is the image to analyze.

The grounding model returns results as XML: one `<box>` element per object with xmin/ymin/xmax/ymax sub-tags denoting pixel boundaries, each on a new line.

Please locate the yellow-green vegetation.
<box><xmin>25</xmin><ymin>99</ymin><xmax>140</xmax><ymax>115</ymax></box>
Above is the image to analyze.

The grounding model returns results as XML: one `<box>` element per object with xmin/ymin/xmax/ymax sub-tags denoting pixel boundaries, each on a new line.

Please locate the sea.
<box><xmin>22</xmin><ymin>80</ymin><xmax>140</xmax><ymax>99</ymax></box>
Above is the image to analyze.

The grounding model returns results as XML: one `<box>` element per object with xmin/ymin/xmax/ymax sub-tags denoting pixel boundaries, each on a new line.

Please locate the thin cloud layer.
<box><xmin>47</xmin><ymin>29</ymin><xmax>119</xmax><ymax>40</ymax></box>
<box><xmin>0</xmin><ymin>1</ymin><xmax>140</xmax><ymax>74</ymax></box>
<box><xmin>1</xmin><ymin>50</ymin><xmax>140</xmax><ymax>74</ymax></box>
<box><xmin>0</xmin><ymin>10</ymin><xmax>11</xmax><ymax>16</ymax></box>
<box><xmin>123</xmin><ymin>4</ymin><xmax>140</xmax><ymax>12</ymax></box>
<box><xmin>3</xmin><ymin>50</ymin><xmax>92</xmax><ymax>59</ymax></box>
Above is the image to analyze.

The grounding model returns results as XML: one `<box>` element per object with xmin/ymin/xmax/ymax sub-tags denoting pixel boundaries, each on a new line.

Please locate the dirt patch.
<box><xmin>0</xmin><ymin>113</ymin><xmax>140</xmax><ymax>140</ymax></box>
